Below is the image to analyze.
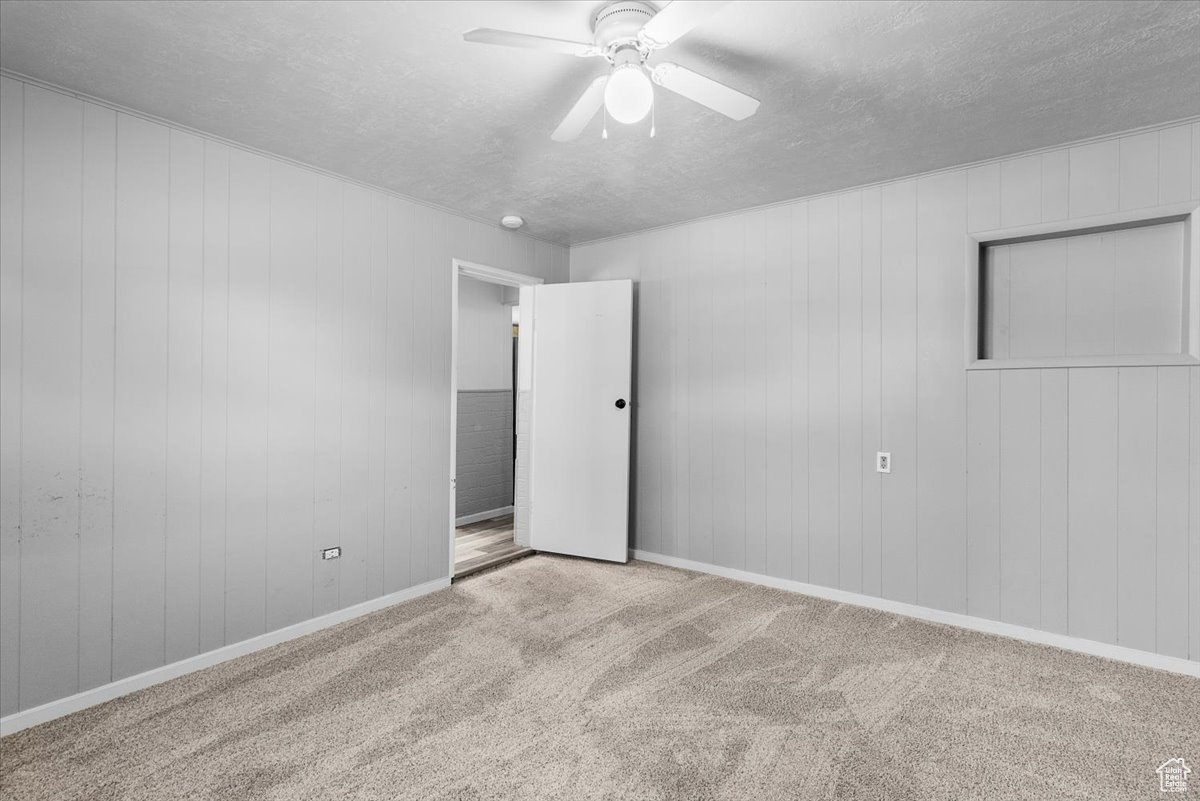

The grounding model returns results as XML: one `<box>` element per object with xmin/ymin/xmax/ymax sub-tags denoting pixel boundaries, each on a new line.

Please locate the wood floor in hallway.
<box><xmin>454</xmin><ymin>514</ymin><xmax>531</xmax><ymax>578</ymax></box>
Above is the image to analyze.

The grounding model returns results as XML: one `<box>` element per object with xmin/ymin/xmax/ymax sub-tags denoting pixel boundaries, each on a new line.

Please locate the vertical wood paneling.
<box><xmin>384</xmin><ymin>198</ymin><xmax>413</xmax><ymax>594</ymax></box>
<box><xmin>164</xmin><ymin>129</ymin><xmax>205</xmax><ymax>663</ymax></box>
<box><xmin>743</xmin><ymin>212</ymin><xmax>767</xmax><ymax>575</ymax></box>
<box><xmin>673</xmin><ymin>225</ymin><xmax>691</xmax><ymax>559</ymax></box>
<box><xmin>999</xmin><ymin>370</ymin><xmax>1041</xmax><ymax>627</ymax></box>
<box><xmin>999</xmin><ymin>221</ymin><xmax>1180</xmax><ymax>362</ymax></box>
<box><xmin>1116</xmin><ymin>367</ymin><xmax>1157</xmax><ymax>652</ymax></box>
<box><xmin>1113</xmin><ymin>225</ymin><xmax>1184</xmax><ymax>356</ymax></box>
<box><xmin>1065</xmin><ymin>233</ymin><xmax>1116</xmax><ymax>356</ymax></box>
<box><xmin>966</xmin><ymin>163</ymin><xmax>1000</xmax><ymax>233</ymax></box>
<box><xmin>364</xmin><ymin>193</ymin><xmax>387</xmax><ymax>597</ymax></box>
<box><xmin>630</xmin><ymin>233</ymin><xmax>651</xmax><ymax>550</ymax></box>
<box><xmin>1068</xmin><ymin>140</ymin><xmax>1119</xmax><ymax>218</ymax></box>
<box><xmin>1191</xmin><ymin>366</ymin><xmax>1200</xmax><ymax>661</ymax></box>
<box><xmin>4</xmin><ymin>72</ymin><xmax>1195</xmax><ymax>716</ymax></box>
<box><xmin>338</xmin><ymin>186</ymin><xmax>371</xmax><ymax>604</ymax></box>
<box><xmin>807</xmin><ymin>196</ymin><xmax>839</xmax><ymax>588</ymax></box>
<box><xmin>687</xmin><ymin>222</ymin><xmax>714</xmax><ymax>564</ymax></box>
<box><xmin>465</xmin><ymin>219</ymin><xmax>491</xmax><ymax>266</ymax></box>
<box><xmin>1158</xmin><ymin>124</ymin><xmax>1192</xmax><ymax>205</ymax></box>
<box><xmin>429</xmin><ymin>209</ymin><xmax>454</xmax><ymax>581</ymax></box>
<box><xmin>1000</xmin><ymin>155</ymin><xmax>1041</xmax><ymax>228</ymax></box>
<box><xmin>313</xmin><ymin>176</ymin><xmax>344</xmax><ymax>616</ymax></box>
<box><xmin>763</xmin><ymin>206</ymin><xmax>791</xmax><ymax>578</ymax></box>
<box><xmin>966</xmin><ymin>370</ymin><xmax>1000</xmax><ymax>620</ymax></box>
<box><xmin>880</xmin><ymin>181</ymin><xmax>917</xmax><ymax>603</ymax></box>
<box><xmin>199</xmin><ymin>141</ymin><xmax>229</xmax><ymax>652</ymax></box>
<box><xmin>265</xmin><ymin>162</ymin><xmax>318</xmax><ymax>631</ymax></box>
<box><xmin>650</xmin><ymin>228</ymin><xmax>672</xmax><ymax>556</ymax></box>
<box><xmin>657</xmin><ymin>228</ymin><xmax>678</xmax><ymax>558</ymax></box>
<box><xmin>1040</xmin><ymin>150</ymin><xmax>1069</xmax><ymax>222</ymax></box>
<box><xmin>223</xmin><ymin>149</ymin><xmax>270</xmax><ymax>645</ymax></box>
<box><xmin>860</xmin><ymin>187</ymin><xmax>883</xmax><ymax>597</ymax></box>
<box><xmin>1118</xmin><ymin>131</ymin><xmax>1159</xmax><ymax>210</ymax></box>
<box><xmin>1190</xmin><ymin>126</ymin><xmax>1198</xmax><ymax>655</ymax></box>
<box><xmin>19</xmin><ymin>86</ymin><xmax>82</xmax><ymax>707</ymax></box>
<box><xmin>432</xmin><ymin>209</ymin><xmax>453</xmax><ymax>575</ymax></box>
<box><xmin>1</xmin><ymin>79</ymin><xmax>573</xmax><ymax>714</ymax></box>
<box><xmin>837</xmin><ymin>192</ymin><xmax>863</xmax><ymax>592</ymax></box>
<box><xmin>649</xmin><ymin>231</ymin><xmax>671</xmax><ymax>553</ymax></box>
<box><xmin>410</xmin><ymin>204</ymin><xmax>435</xmax><ymax>584</ymax></box>
<box><xmin>112</xmin><ymin>113</ymin><xmax>169</xmax><ymax>680</ymax></box>
<box><xmin>0</xmin><ymin>76</ymin><xmax>22</xmax><ymax>715</ymax></box>
<box><xmin>1039</xmin><ymin>370</ymin><xmax>1069</xmax><ymax>634</ymax></box>
<box><xmin>629</xmin><ymin>238</ymin><xmax>648</xmax><ymax>550</ymax></box>
<box><xmin>78</xmin><ymin>102</ymin><xmax>116</xmax><ymax>690</ymax></box>
<box><xmin>1193</xmin><ymin>122</ymin><xmax>1200</xmax><ymax>200</ymax></box>
<box><xmin>1007</xmin><ymin>239</ymin><xmax>1066</xmax><ymax>358</ymax></box>
<box><xmin>988</xmin><ymin>247</ymin><xmax>1010</xmax><ymax>359</ymax></box>
<box><xmin>916</xmin><ymin>172</ymin><xmax>967</xmax><ymax>613</ymax></box>
<box><xmin>1156</xmin><ymin>367</ymin><xmax>1190</xmax><ymax>659</ymax></box>
<box><xmin>1068</xmin><ymin>368</ymin><xmax>1119</xmax><ymax>644</ymax></box>
<box><xmin>789</xmin><ymin>203</ymin><xmax>809</xmax><ymax>581</ymax></box>
<box><xmin>713</xmin><ymin>215</ymin><xmax>745</xmax><ymax>569</ymax></box>
<box><xmin>571</xmin><ymin>124</ymin><xmax>1194</xmax><ymax>665</ymax></box>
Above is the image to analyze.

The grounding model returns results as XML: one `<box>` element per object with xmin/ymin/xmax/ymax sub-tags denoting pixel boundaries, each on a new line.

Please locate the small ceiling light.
<box><xmin>500</xmin><ymin>215</ymin><xmax>524</xmax><ymax>230</ymax></box>
<box><xmin>604</xmin><ymin>62</ymin><xmax>653</xmax><ymax>124</ymax></box>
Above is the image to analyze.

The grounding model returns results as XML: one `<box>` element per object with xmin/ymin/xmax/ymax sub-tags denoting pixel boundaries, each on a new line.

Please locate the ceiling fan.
<box><xmin>463</xmin><ymin>1</ymin><xmax>760</xmax><ymax>141</ymax></box>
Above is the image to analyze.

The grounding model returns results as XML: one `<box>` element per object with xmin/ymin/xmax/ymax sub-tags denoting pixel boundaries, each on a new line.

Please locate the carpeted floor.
<box><xmin>1</xmin><ymin>555</ymin><xmax>1196</xmax><ymax>800</ymax></box>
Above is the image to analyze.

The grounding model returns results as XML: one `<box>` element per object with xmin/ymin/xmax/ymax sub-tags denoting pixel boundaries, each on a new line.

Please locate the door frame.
<box><xmin>449</xmin><ymin>259</ymin><xmax>543</xmax><ymax>578</ymax></box>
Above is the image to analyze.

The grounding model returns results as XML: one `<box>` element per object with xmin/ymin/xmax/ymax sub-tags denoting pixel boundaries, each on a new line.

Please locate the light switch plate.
<box><xmin>321</xmin><ymin>547</ymin><xmax>341</xmax><ymax>560</ymax></box>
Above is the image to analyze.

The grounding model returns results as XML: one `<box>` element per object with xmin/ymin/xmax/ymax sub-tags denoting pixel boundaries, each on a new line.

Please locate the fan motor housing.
<box><xmin>591</xmin><ymin>1</ymin><xmax>657</xmax><ymax>50</ymax></box>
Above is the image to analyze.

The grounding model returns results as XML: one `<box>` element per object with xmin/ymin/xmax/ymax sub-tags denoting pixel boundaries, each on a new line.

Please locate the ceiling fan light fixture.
<box><xmin>603</xmin><ymin>63</ymin><xmax>653</xmax><ymax>124</ymax></box>
<box><xmin>463</xmin><ymin>1</ymin><xmax>756</xmax><ymax>142</ymax></box>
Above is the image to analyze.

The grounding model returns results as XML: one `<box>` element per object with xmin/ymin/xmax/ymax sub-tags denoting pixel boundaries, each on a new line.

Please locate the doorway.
<box><xmin>449</xmin><ymin>260</ymin><xmax>542</xmax><ymax>578</ymax></box>
<box><xmin>449</xmin><ymin>262</ymin><xmax>635</xmax><ymax>579</ymax></box>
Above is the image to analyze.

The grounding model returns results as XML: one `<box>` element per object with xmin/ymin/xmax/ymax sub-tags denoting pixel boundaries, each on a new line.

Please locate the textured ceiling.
<box><xmin>2</xmin><ymin>0</ymin><xmax>1198</xmax><ymax>245</ymax></box>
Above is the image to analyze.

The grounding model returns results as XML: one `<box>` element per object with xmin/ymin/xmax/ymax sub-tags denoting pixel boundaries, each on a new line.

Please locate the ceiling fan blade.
<box><xmin>463</xmin><ymin>28</ymin><xmax>600</xmax><ymax>57</ymax></box>
<box><xmin>651</xmin><ymin>62</ymin><xmax>759</xmax><ymax>120</ymax></box>
<box><xmin>638</xmin><ymin>1</ymin><xmax>731</xmax><ymax>48</ymax></box>
<box><xmin>552</xmin><ymin>76</ymin><xmax>609</xmax><ymax>142</ymax></box>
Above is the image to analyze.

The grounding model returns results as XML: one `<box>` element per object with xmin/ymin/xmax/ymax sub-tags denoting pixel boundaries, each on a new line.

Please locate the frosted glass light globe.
<box><xmin>604</xmin><ymin>64</ymin><xmax>653</xmax><ymax>124</ymax></box>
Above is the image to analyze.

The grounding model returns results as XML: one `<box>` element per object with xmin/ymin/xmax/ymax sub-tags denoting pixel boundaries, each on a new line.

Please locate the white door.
<box><xmin>526</xmin><ymin>280</ymin><xmax>632</xmax><ymax>563</ymax></box>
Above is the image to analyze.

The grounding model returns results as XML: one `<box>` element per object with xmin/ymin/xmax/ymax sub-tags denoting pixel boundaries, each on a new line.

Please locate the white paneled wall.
<box><xmin>457</xmin><ymin>277</ymin><xmax>512</xmax><ymax>391</ymax></box>
<box><xmin>987</xmin><ymin>222</ymin><xmax>1186</xmax><ymax>359</ymax></box>
<box><xmin>572</xmin><ymin>119</ymin><xmax>1200</xmax><ymax>663</ymax></box>
<box><xmin>0</xmin><ymin>76</ymin><xmax>568</xmax><ymax>715</ymax></box>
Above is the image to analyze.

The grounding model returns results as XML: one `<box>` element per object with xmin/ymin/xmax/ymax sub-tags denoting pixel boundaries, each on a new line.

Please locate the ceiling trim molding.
<box><xmin>569</xmin><ymin>113</ymin><xmax>1200</xmax><ymax>249</ymax></box>
<box><xmin>0</xmin><ymin>67</ymin><xmax>566</xmax><ymax>248</ymax></box>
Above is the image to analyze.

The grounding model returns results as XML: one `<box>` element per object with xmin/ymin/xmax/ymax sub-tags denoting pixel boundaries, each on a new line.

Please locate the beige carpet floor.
<box><xmin>1</xmin><ymin>555</ymin><xmax>1196</xmax><ymax>800</ymax></box>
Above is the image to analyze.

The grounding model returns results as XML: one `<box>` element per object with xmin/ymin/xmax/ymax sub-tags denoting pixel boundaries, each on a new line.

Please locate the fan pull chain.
<box><xmin>650</xmin><ymin>98</ymin><xmax>656</xmax><ymax>138</ymax></box>
<box><xmin>602</xmin><ymin>105</ymin><xmax>608</xmax><ymax>140</ymax></box>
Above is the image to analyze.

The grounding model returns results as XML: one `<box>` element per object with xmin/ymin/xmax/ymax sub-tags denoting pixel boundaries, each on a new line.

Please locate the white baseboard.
<box><xmin>0</xmin><ymin>576</ymin><xmax>451</xmax><ymax>737</ymax></box>
<box><xmin>455</xmin><ymin>505</ymin><xmax>514</xmax><ymax>527</ymax></box>
<box><xmin>631</xmin><ymin>549</ymin><xmax>1200</xmax><ymax>678</ymax></box>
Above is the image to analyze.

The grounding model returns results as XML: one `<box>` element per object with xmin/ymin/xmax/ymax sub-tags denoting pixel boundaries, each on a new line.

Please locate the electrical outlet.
<box><xmin>876</xmin><ymin>452</ymin><xmax>891</xmax><ymax>474</ymax></box>
<box><xmin>321</xmin><ymin>547</ymin><xmax>341</xmax><ymax>560</ymax></box>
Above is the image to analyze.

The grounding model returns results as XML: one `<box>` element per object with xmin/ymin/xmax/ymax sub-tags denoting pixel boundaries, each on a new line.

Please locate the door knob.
<box><xmin>615</xmin><ymin>398</ymin><xmax>627</xmax><ymax>409</ymax></box>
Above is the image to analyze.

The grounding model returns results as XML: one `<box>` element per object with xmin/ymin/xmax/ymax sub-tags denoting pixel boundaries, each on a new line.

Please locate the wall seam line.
<box><xmin>107</xmin><ymin>102</ymin><xmax>116</xmax><ymax>685</ymax></box>
<box><xmin>163</xmin><ymin>126</ymin><xmax>172</xmax><ymax>667</ymax></box>
<box><xmin>198</xmin><ymin>140</ymin><xmax>206</xmax><ymax>654</ymax></box>
<box><xmin>76</xmin><ymin>97</ymin><xmax>84</xmax><ymax>695</ymax></box>
<box><xmin>221</xmin><ymin>145</ymin><xmax>230</xmax><ymax>649</ymax></box>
